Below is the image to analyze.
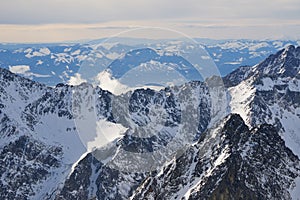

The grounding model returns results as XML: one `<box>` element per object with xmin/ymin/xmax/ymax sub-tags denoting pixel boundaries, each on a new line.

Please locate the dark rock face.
<box><xmin>0</xmin><ymin>66</ymin><xmax>215</xmax><ymax>199</ymax></box>
<box><xmin>0</xmin><ymin>136</ymin><xmax>63</xmax><ymax>200</ymax></box>
<box><xmin>131</xmin><ymin>114</ymin><xmax>300</xmax><ymax>200</ymax></box>
<box><xmin>0</xmin><ymin>68</ymin><xmax>84</xmax><ymax>199</ymax></box>
<box><xmin>22</xmin><ymin>87</ymin><xmax>73</xmax><ymax>130</ymax></box>
<box><xmin>54</xmin><ymin>81</ymin><xmax>215</xmax><ymax>200</ymax></box>
<box><xmin>54</xmin><ymin>152</ymin><xmax>146</xmax><ymax>200</ymax></box>
<box><xmin>55</xmin><ymin>154</ymin><xmax>97</xmax><ymax>200</ymax></box>
<box><xmin>223</xmin><ymin>66</ymin><xmax>252</xmax><ymax>87</ymax></box>
<box><xmin>119</xmin><ymin>88</ymin><xmax>181</xmax><ymax>153</ymax></box>
<box><xmin>95</xmin><ymin>88</ymin><xmax>114</xmax><ymax>121</ymax></box>
<box><xmin>255</xmin><ymin>46</ymin><xmax>300</xmax><ymax>79</ymax></box>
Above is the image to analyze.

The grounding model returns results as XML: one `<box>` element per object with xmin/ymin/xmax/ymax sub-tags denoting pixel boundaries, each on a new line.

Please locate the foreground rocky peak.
<box><xmin>131</xmin><ymin>114</ymin><xmax>300</xmax><ymax>200</ymax></box>
<box><xmin>226</xmin><ymin>46</ymin><xmax>300</xmax><ymax>157</ymax></box>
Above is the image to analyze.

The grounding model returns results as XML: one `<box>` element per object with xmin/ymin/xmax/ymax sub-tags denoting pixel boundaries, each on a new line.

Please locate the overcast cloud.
<box><xmin>0</xmin><ymin>0</ymin><xmax>299</xmax><ymax>42</ymax></box>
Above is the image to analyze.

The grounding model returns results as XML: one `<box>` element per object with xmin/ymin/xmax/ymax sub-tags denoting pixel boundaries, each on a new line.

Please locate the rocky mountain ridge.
<box><xmin>0</xmin><ymin>45</ymin><xmax>299</xmax><ymax>199</ymax></box>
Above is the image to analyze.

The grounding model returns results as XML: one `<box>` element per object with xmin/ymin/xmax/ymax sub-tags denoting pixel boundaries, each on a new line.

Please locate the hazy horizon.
<box><xmin>1</xmin><ymin>0</ymin><xmax>300</xmax><ymax>43</ymax></box>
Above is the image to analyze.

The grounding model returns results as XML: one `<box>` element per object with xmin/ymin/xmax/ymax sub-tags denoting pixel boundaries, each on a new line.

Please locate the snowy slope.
<box><xmin>0</xmin><ymin>66</ymin><xmax>224</xmax><ymax>199</ymax></box>
<box><xmin>226</xmin><ymin>45</ymin><xmax>300</xmax><ymax>157</ymax></box>
<box><xmin>0</xmin><ymin>69</ymin><xmax>89</xmax><ymax>199</ymax></box>
<box><xmin>53</xmin><ymin>80</ymin><xmax>223</xmax><ymax>200</ymax></box>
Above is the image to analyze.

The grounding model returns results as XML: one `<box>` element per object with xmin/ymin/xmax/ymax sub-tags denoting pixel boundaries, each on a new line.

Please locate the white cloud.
<box><xmin>31</xmin><ymin>73</ymin><xmax>51</xmax><ymax>78</ymax></box>
<box><xmin>94</xmin><ymin>70</ymin><xmax>129</xmax><ymax>95</ymax></box>
<box><xmin>9</xmin><ymin>65</ymin><xmax>30</xmax><ymax>74</ymax></box>
<box><xmin>9</xmin><ymin>65</ymin><xmax>51</xmax><ymax>78</ymax></box>
<box><xmin>0</xmin><ymin>0</ymin><xmax>299</xmax><ymax>24</ymax></box>
<box><xmin>68</xmin><ymin>73</ymin><xmax>87</xmax><ymax>86</ymax></box>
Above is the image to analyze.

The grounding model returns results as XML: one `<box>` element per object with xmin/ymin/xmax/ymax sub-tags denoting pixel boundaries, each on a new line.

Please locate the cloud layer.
<box><xmin>0</xmin><ymin>0</ymin><xmax>299</xmax><ymax>42</ymax></box>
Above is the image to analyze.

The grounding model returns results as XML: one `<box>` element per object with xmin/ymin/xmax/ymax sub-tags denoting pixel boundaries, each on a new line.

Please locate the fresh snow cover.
<box><xmin>39</xmin><ymin>48</ymin><xmax>51</xmax><ymax>55</ymax></box>
<box><xmin>25</xmin><ymin>48</ymin><xmax>51</xmax><ymax>58</ymax></box>
<box><xmin>275</xmin><ymin>107</ymin><xmax>300</xmax><ymax>157</ymax></box>
<box><xmin>71</xmin><ymin>49</ymin><xmax>81</xmax><ymax>56</ymax></box>
<box><xmin>255</xmin><ymin>77</ymin><xmax>300</xmax><ymax>92</ymax></box>
<box><xmin>118</xmin><ymin>60</ymin><xmax>187</xmax><ymax>88</ymax></box>
<box><xmin>0</xmin><ymin>72</ymin><xmax>86</xmax><ymax>199</ymax></box>
<box><xmin>273</xmin><ymin>41</ymin><xmax>284</xmax><ymax>49</ymax></box>
<box><xmin>289</xmin><ymin>78</ymin><xmax>300</xmax><ymax>92</ymax></box>
<box><xmin>224</xmin><ymin>61</ymin><xmax>241</xmax><ymax>65</ymax></box>
<box><xmin>69</xmin><ymin>151</ymin><xmax>90</xmax><ymax>177</ymax></box>
<box><xmin>228</xmin><ymin>79</ymin><xmax>255</xmax><ymax>126</ymax></box>
<box><xmin>248</xmin><ymin>42</ymin><xmax>269</xmax><ymax>51</ymax></box>
<box><xmin>105</xmin><ymin>52</ymin><xmax>121</xmax><ymax>60</ymax></box>
<box><xmin>183</xmin><ymin>146</ymin><xmax>229</xmax><ymax>199</ymax></box>
<box><xmin>290</xmin><ymin>176</ymin><xmax>300</xmax><ymax>200</ymax></box>
<box><xmin>215</xmin><ymin>41</ymin><xmax>244</xmax><ymax>50</ymax></box>
<box><xmin>87</xmin><ymin>120</ymin><xmax>127</xmax><ymax>150</ymax></box>
<box><xmin>1</xmin><ymin>42</ymin><xmax>300</xmax><ymax>199</ymax></box>
<box><xmin>179</xmin><ymin>123</ymin><xmax>230</xmax><ymax>200</ymax></box>
<box><xmin>87</xmin><ymin>155</ymin><xmax>103</xmax><ymax>198</ymax></box>
<box><xmin>1</xmin><ymin>39</ymin><xmax>298</xmax><ymax>86</ymax></box>
<box><xmin>64</xmin><ymin>47</ymin><xmax>72</xmax><ymax>52</ymax></box>
<box><xmin>31</xmin><ymin>161</ymin><xmax>78</xmax><ymax>200</ymax></box>
<box><xmin>37</xmin><ymin>60</ymin><xmax>44</xmax><ymax>65</ymax></box>
<box><xmin>52</xmin><ymin>53</ymin><xmax>74</xmax><ymax>63</ymax></box>
<box><xmin>24</xmin><ymin>48</ymin><xmax>33</xmax><ymax>53</ymax></box>
<box><xmin>212</xmin><ymin>144</ymin><xmax>230</xmax><ymax>167</ymax></box>
<box><xmin>229</xmin><ymin>74</ymin><xmax>300</xmax><ymax>158</ymax></box>
<box><xmin>256</xmin><ymin>77</ymin><xmax>274</xmax><ymax>91</ymax></box>
<box><xmin>97</xmin><ymin>42</ymin><xmax>119</xmax><ymax>50</ymax></box>
<box><xmin>34</xmin><ymin>114</ymin><xmax>86</xmax><ymax>164</ymax></box>
<box><xmin>75</xmin><ymin>54</ymin><xmax>88</xmax><ymax>62</ymax></box>
<box><xmin>139</xmin><ymin>118</ymin><xmax>230</xmax><ymax>200</ymax></box>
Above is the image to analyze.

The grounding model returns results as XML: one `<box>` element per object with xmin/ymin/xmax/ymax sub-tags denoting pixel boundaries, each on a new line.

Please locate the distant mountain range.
<box><xmin>0</xmin><ymin>39</ymin><xmax>298</xmax><ymax>86</ymax></box>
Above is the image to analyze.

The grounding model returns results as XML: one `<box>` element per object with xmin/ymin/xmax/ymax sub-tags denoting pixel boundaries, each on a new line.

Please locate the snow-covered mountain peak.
<box><xmin>255</xmin><ymin>45</ymin><xmax>300</xmax><ymax>78</ymax></box>
<box><xmin>225</xmin><ymin>46</ymin><xmax>300</xmax><ymax>160</ymax></box>
<box><xmin>225</xmin><ymin>45</ymin><xmax>300</xmax><ymax>89</ymax></box>
<box><xmin>282</xmin><ymin>45</ymin><xmax>300</xmax><ymax>58</ymax></box>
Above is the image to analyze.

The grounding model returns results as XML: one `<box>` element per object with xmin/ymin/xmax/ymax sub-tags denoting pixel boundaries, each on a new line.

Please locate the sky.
<box><xmin>0</xmin><ymin>0</ymin><xmax>300</xmax><ymax>43</ymax></box>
